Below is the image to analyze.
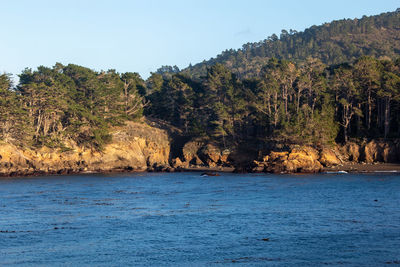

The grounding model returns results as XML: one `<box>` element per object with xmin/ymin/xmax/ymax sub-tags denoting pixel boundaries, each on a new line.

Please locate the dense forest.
<box><xmin>1</xmin><ymin>10</ymin><xmax>400</xmax><ymax>152</ymax></box>
<box><xmin>148</xmin><ymin>56</ymin><xmax>400</xmax><ymax>147</ymax></box>
<box><xmin>0</xmin><ymin>65</ymin><xmax>146</xmax><ymax>149</ymax></box>
<box><xmin>182</xmin><ymin>9</ymin><xmax>400</xmax><ymax>79</ymax></box>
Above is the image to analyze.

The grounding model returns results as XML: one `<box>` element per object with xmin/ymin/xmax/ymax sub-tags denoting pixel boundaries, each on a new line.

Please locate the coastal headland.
<box><xmin>1</xmin><ymin>10</ymin><xmax>400</xmax><ymax>177</ymax></box>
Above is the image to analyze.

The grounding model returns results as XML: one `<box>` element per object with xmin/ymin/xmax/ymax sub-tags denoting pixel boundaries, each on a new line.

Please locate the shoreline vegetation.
<box><xmin>1</xmin><ymin>10</ymin><xmax>400</xmax><ymax>177</ymax></box>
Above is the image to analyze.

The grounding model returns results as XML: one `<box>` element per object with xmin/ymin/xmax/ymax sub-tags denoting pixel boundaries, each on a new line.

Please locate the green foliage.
<box><xmin>2</xmin><ymin>10</ymin><xmax>400</xmax><ymax>151</ymax></box>
<box><xmin>0</xmin><ymin>64</ymin><xmax>146</xmax><ymax>149</ymax></box>
<box><xmin>146</xmin><ymin>55</ymin><xmax>400</xmax><ymax>146</ymax></box>
<box><xmin>0</xmin><ymin>73</ymin><xmax>30</xmax><ymax>143</ymax></box>
<box><xmin>182</xmin><ymin>10</ymin><xmax>400</xmax><ymax>79</ymax></box>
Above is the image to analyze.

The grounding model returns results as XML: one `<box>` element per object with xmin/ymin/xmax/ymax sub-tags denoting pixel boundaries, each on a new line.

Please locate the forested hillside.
<box><xmin>0</xmin><ymin>65</ymin><xmax>146</xmax><ymax>149</ymax></box>
<box><xmin>181</xmin><ymin>9</ymin><xmax>400</xmax><ymax>79</ymax></box>
<box><xmin>1</xmin><ymin>9</ymin><xmax>400</xmax><ymax>154</ymax></box>
<box><xmin>147</xmin><ymin>56</ymin><xmax>400</xmax><ymax>148</ymax></box>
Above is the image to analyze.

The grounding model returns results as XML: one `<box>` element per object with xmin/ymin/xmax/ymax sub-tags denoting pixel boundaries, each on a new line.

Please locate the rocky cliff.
<box><xmin>2</xmin><ymin>123</ymin><xmax>400</xmax><ymax>176</ymax></box>
<box><xmin>0</xmin><ymin>122</ymin><xmax>171</xmax><ymax>176</ymax></box>
<box><xmin>248</xmin><ymin>140</ymin><xmax>400</xmax><ymax>173</ymax></box>
<box><xmin>340</xmin><ymin>140</ymin><xmax>400</xmax><ymax>164</ymax></box>
<box><xmin>171</xmin><ymin>138</ymin><xmax>400</xmax><ymax>174</ymax></box>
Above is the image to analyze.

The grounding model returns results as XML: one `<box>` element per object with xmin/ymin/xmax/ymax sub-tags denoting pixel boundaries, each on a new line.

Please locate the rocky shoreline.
<box><xmin>2</xmin><ymin>162</ymin><xmax>400</xmax><ymax>178</ymax></box>
<box><xmin>171</xmin><ymin>138</ymin><xmax>400</xmax><ymax>174</ymax></box>
<box><xmin>323</xmin><ymin>162</ymin><xmax>400</xmax><ymax>173</ymax></box>
<box><xmin>1</xmin><ymin>122</ymin><xmax>400</xmax><ymax>178</ymax></box>
<box><xmin>0</xmin><ymin>122</ymin><xmax>171</xmax><ymax>177</ymax></box>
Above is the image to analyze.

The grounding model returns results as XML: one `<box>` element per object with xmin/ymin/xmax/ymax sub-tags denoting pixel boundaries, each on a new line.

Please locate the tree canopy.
<box><xmin>1</xmin><ymin>10</ymin><xmax>400</xmax><ymax>151</ymax></box>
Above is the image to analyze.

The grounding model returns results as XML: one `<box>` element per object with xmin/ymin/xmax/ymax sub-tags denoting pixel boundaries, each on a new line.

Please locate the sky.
<box><xmin>0</xmin><ymin>0</ymin><xmax>399</xmax><ymax>81</ymax></box>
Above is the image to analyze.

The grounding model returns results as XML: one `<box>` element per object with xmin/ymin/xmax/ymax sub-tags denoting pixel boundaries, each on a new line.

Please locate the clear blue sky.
<box><xmin>0</xmin><ymin>0</ymin><xmax>398</xmax><ymax>80</ymax></box>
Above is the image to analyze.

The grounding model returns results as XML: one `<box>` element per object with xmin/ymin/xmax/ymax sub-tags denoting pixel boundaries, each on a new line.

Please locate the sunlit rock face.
<box><xmin>360</xmin><ymin>140</ymin><xmax>400</xmax><ymax>163</ymax></box>
<box><xmin>179</xmin><ymin>140</ymin><xmax>232</xmax><ymax>168</ymax></box>
<box><xmin>319</xmin><ymin>148</ymin><xmax>341</xmax><ymax>167</ymax></box>
<box><xmin>0</xmin><ymin>122</ymin><xmax>170</xmax><ymax>176</ymax></box>
<box><xmin>263</xmin><ymin>147</ymin><xmax>322</xmax><ymax>173</ymax></box>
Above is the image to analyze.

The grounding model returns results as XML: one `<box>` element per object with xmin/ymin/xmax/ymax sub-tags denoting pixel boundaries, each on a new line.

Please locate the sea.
<box><xmin>0</xmin><ymin>172</ymin><xmax>399</xmax><ymax>266</ymax></box>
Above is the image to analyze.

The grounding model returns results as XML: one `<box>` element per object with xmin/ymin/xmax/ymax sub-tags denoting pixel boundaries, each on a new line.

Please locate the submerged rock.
<box><xmin>200</xmin><ymin>172</ymin><xmax>220</xmax><ymax>177</ymax></box>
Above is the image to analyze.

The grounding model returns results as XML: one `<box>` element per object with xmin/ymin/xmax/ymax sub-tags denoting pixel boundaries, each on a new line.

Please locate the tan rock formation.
<box><xmin>198</xmin><ymin>144</ymin><xmax>221</xmax><ymax>164</ymax></box>
<box><xmin>363</xmin><ymin>140</ymin><xmax>381</xmax><ymax>163</ymax></box>
<box><xmin>182</xmin><ymin>140</ymin><xmax>203</xmax><ymax>163</ymax></box>
<box><xmin>344</xmin><ymin>142</ymin><xmax>361</xmax><ymax>162</ymax></box>
<box><xmin>190</xmin><ymin>155</ymin><xmax>204</xmax><ymax>166</ymax></box>
<box><xmin>319</xmin><ymin>148</ymin><xmax>341</xmax><ymax>166</ymax></box>
<box><xmin>264</xmin><ymin>147</ymin><xmax>322</xmax><ymax>173</ymax></box>
<box><xmin>0</xmin><ymin>122</ymin><xmax>170</xmax><ymax>176</ymax></box>
<box><xmin>220</xmin><ymin>150</ymin><xmax>230</xmax><ymax>164</ymax></box>
<box><xmin>382</xmin><ymin>143</ymin><xmax>399</xmax><ymax>163</ymax></box>
<box><xmin>362</xmin><ymin>140</ymin><xmax>399</xmax><ymax>163</ymax></box>
<box><xmin>268</xmin><ymin>151</ymin><xmax>289</xmax><ymax>161</ymax></box>
<box><xmin>171</xmin><ymin>157</ymin><xmax>189</xmax><ymax>168</ymax></box>
<box><xmin>286</xmin><ymin>147</ymin><xmax>322</xmax><ymax>173</ymax></box>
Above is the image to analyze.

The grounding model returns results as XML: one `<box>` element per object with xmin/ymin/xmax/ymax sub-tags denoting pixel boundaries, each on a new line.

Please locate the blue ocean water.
<box><xmin>0</xmin><ymin>172</ymin><xmax>399</xmax><ymax>266</ymax></box>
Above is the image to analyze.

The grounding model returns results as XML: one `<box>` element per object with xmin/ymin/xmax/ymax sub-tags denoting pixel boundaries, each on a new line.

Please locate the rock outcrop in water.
<box><xmin>0</xmin><ymin>122</ymin><xmax>170</xmax><ymax>176</ymax></box>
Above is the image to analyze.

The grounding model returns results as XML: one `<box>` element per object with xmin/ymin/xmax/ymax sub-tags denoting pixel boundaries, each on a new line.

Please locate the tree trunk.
<box><xmin>342</xmin><ymin>104</ymin><xmax>353</xmax><ymax>143</ymax></box>
<box><xmin>273</xmin><ymin>92</ymin><xmax>278</xmax><ymax>128</ymax></box>
<box><xmin>124</xmin><ymin>80</ymin><xmax>129</xmax><ymax>115</ymax></box>
<box><xmin>296</xmin><ymin>88</ymin><xmax>302</xmax><ymax>113</ymax></box>
<box><xmin>356</xmin><ymin>103</ymin><xmax>361</xmax><ymax>135</ymax></box>
<box><xmin>384</xmin><ymin>96</ymin><xmax>390</xmax><ymax>139</ymax></box>
<box><xmin>343</xmin><ymin>126</ymin><xmax>348</xmax><ymax>143</ymax></box>
<box><xmin>311</xmin><ymin>98</ymin><xmax>316</xmax><ymax>116</ymax></box>
<box><xmin>35</xmin><ymin>111</ymin><xmax>43</xmax><ymax>139</ymax></box>
<box><xmin>267</xmin><ymin>93</ymin><xmax>271</xmax><ymax>117</ymax></box>
<box><xmin>376</xmin><ymin>99</ymin><xmax>382</xmax><ymax>128</ymax></box>
<box><xmin>43</xmin><ymin>115</ymin><xmax>49</xmax><ymax>136</ymax></box>
<box><xmin>230</xmin><ymin>102</ymin><xmax>236</xmax><ymax>141</ymax></box>
<box><xmin>367</xmin><ymin>90</ymin><xmax>371</xmax><ymax>130</ymax></box>
<box><xmin>283</xmin><ymin>86</ymin><xmax>288</xmax><ymax>115</ymax></box>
